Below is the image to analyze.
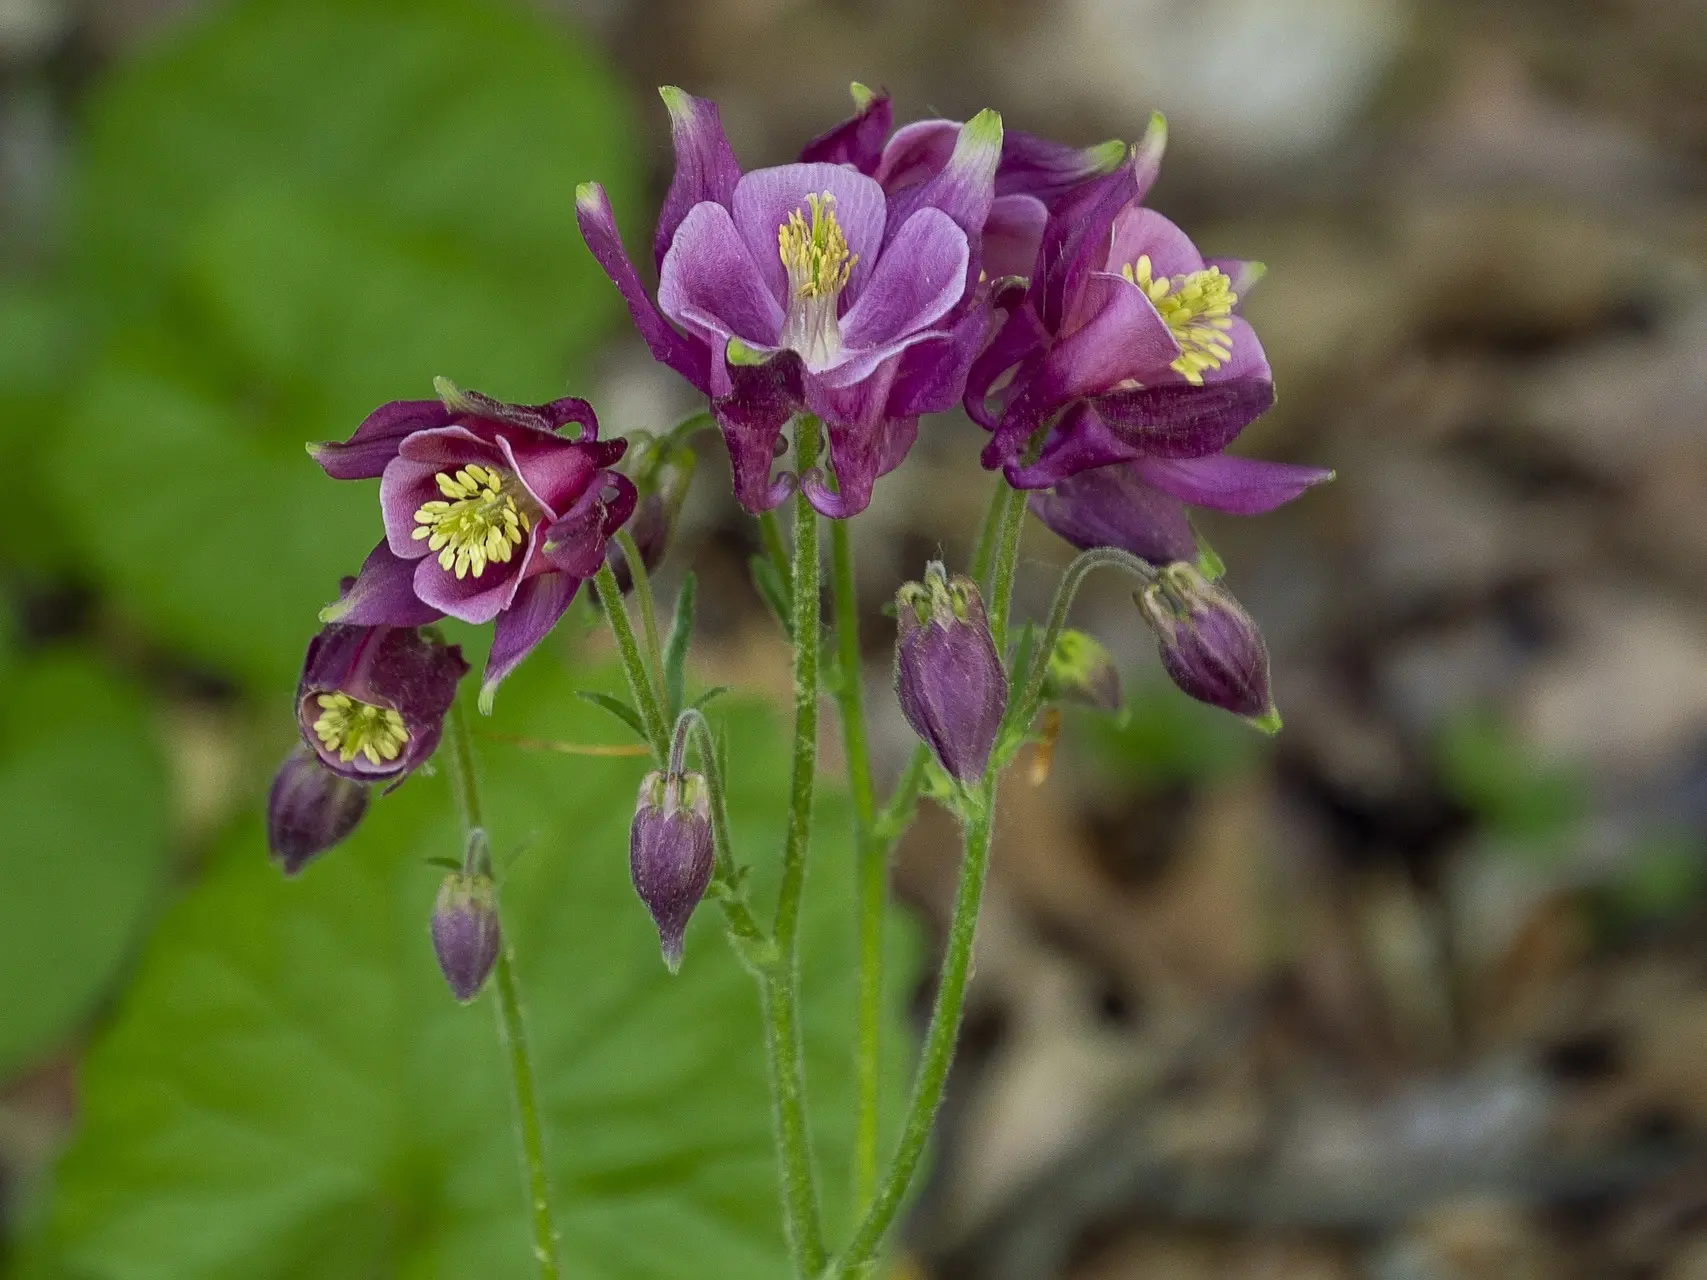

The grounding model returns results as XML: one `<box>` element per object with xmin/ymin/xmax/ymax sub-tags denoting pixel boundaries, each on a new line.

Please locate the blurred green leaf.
<box><xmin>1075</xmin><ymin>674</ymin><xmax>1263</xmax><ymax>787</ymax></box>
<box><xmin>50</xmin><ymin>0</ymin><xmax>641</xmax><ymax>689</ymax></box>
<box><xmin>31</xmin><ymin>662</ymin><xmax>915</xmax><ymax>1278</ymax></box>
<box><xmin>1434</xmin><ymin>707</ymin><xmax>1586</xmax><ymax>856</ymax></box>
<box><xmin>0</xmin><ymin>655</ymin><xmax>169</xmax><ymax>1078</ymax></box>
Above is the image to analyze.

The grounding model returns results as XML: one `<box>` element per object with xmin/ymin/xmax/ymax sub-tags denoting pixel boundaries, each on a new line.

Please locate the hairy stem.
<box><xmin>591</xmin><ymin>561</ymin><xmax>670</xmax><ymax>762</ymax></box>
<box><xmin>987</xmin><ymin>483</ymin><xmax>1027</xmax><ymax>659</ymax></box>
<box><xmin>614</xmin><ymin>529</ymin><xmax>665</xmax><ymax>697</ymax></box>
<box><xmin>443</xmin><ymin>702</ymin><xmax>563</xmax><ymax>1280</ymax></box>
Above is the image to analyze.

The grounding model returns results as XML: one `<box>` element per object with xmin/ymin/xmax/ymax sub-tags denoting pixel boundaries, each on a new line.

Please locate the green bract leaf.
<box><xmin>33</xmin><ymin>663</ymin><xmax>915</xmax><ymax>1277</ymax></box>
<box><xmin>0</xmin><ymin>655</ymin><xmax>169</xmax><ymax>1078</ymax></box>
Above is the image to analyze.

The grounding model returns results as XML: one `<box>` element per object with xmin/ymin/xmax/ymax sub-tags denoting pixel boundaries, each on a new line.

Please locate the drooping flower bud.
<box><xmin>894</xmin><ymin>562</ymin><xmax>1008</xmax><ymax>783</ymax></box>
<box><xmin>1137</xmin><ymin>563</ymin><xmax>1279</xmax><ymax>732</ymax></box>
<box><xmin>431</xmin><ymin>871</ymin><xmax>501</xmax><ymax>1002</ymax></box>
<box><xmin>266</xmin><ymin>746</ymin><xmax>370</xmax><ymax>875</ymax></box>
<box><xmin>294</xmin><ymin>620</ymin><xmax>468</xmax><ymax>785</ymax></box>
<box><xmin>1042</xmin><ymin>629</ymin><xmax>1123</xmax><ymax>713</ymax></box>
<box><xmin>629</xmin><ymin>770</ymin><xmax>715</xmax><ymax>973</ymax></box>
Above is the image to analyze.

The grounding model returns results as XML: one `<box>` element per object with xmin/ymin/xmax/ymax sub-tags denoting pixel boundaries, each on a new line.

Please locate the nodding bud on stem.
<box><xmin>894</xmin><ymin>562</ymin><xmax>1007</xmax><ymax>783</ymax></box>
<box><xmin>1042</xmin><ymin>629</ymin><xmax>1123</xmax><ymax>713</ymax></box>
<box><xmin>266</xmin><ymin>746</ymin><xmax>370</xmax><ymax>875</ymax></box>
<box><xmin>629</xmin><ymin>771</ymin><xmax>715</xmax><ymax>972</ymax></box>
<box><xmin>1136</xmin><ymin>563</ymin><xmax>1279</xmax><ymax>732</ymax></box>
<box><xmin>431</xmin><ymin>871</ymin><xmax>501</xmax><ymax>1002</ymax></box>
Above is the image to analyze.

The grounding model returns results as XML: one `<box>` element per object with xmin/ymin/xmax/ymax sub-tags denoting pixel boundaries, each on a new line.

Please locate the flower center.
<box><xmin>777</xmin><ymin>191</ymin><xmax>857</xmax><ymax>368</ymax></box>
<box><xmin>313</xmin><ymin>693</ymin><xmax>409</xmax><ymax>765</ymax></box>
<box><xmin>411</xmin><ymin>463</ymin><xmax>534</xmax><ymax>580</ymax></box>
<box><xmin>1120</xmin><ymin>255</ymin><xmax>1237</xmax><ymax>385</ymax></box>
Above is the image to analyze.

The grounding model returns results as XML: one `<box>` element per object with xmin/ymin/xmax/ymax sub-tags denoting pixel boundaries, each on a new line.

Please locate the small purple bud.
<box><xmin>629</xmin><ymin>770</ymin><xmax>715</xmax><ymax>973</ymax></box>
<box><xmin>1137</xmin><ymin>563</ymin><xmax>1280</xmax><ymax>732</ymax></box>
<box><xmin>1042</xmin><ymin>629</ymin><xmax>1123</xmax><ymax>713</ymax></box>
<box><xmin>431</xmin><ymin>871</ymin><xmax>501</xmax><ymax>1002</ymax></box>
<box><xmin>266</xmin><ymin>746</ymin><xmax>369</xmax><ymax>875</ymax></box>
<box><xmin>894</xmin><ymin>562</ymin><xmax>1008</xmax><ymax>783</ymax></box>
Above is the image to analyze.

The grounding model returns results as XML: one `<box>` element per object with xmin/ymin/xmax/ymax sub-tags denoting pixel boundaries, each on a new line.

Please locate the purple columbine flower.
<box><xmin>895</xmin><ymin>562</ymin><xmax>1007</xmax><ymax>783</ymax></box>
<box><xmin>629</xmin><ymin>770</ymin><xmax>716</xmax><ymax>972</ymax></box>
<box><xmin>309</xmin><ymin>380</ymin><xmax>635</xmax><ymax>706</ymax></box>
<box><xmin>577</xmin><ymin>87</ymin><xmax>1004</xmax><ymax>519</ymax></box>
<box><xmin>965</xmin><ymin>117</ymin><xmax>1289</xmax><ymax>494</ymax></box>
<box><xmin>293</xmin><ymin>617</ymin><xmax>467</xmax><ymax>786</ymax></box>
<box><xmin>1137</xmin><ymin>562</ymin><xmax>1279</xmax><ymax>732</ymax></box>
<box><xmin>431</xmin><ymin>871</ymin><xmax>501</xmax><ymax>1002</ymax></box>
<box><xmin>266</xmin><ymin>746</ymin><xmax>371</xmax><ymax>875</ymax></box>
<box><xmin>799</xmin><ymin>82</ymin><xmax>1126</xmax><ymax>279</ymax></box>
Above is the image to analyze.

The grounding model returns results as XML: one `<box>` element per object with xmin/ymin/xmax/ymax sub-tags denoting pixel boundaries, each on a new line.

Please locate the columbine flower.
<box><xmin>309</xmin><ymin>380</ymin><xmax>635</xmax><ymax>705</ymax></box>
<box><xmin>577</xmin><ymin>87</ymin><xmax>1004</xmax><ymax>518</ymax></box>
<box><xmin>799</xmin><ymin>82</ymin><xmax>1126</xmax><ymax>278</ymax></box>
<box><xmin>966</xmin><ymin>118</ymin><xmax>1281</xmax><ymax>491</ymax></box>
<box><xmin>266</xmin><ymin>746</ymin><xmax>370</xmax><ymax>875</ymax></box>
<box><xmin>1136</xmin><ymin>562</ymin><xmax>1279</xmax><ymax>731</ymax></box>
<box><xmin>895</xmin><ymin>563</ymin><xmax>1007</xmax><ymax>783</ymax></box>
<box><xmin>1030</xmin><ymin>449</ymin><xmax>1332</xmax><ymax>567</ymax></box>
<box><xmin>293</xmin><ymin>617</ymin><xmax>467</xmax><ymax>785</ymax></box>
<box><xmin>431</xmin><ymin>871</ymin><xmax>501</xmax><ymax>1002</ymax></box>
<box><xmin>629</xmin><ymin>770</ymin><xmax>715</xmax><ymax>972</ymax></box>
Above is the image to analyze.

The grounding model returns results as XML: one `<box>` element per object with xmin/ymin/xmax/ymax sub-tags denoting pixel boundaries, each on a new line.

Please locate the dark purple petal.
<box><xmin>983</xmin><ymin>194</ymin><xmax>1048</xmax><ymax>280</ymax></box>
<box><xmin>801</xmin><ymin>399</ymin><xmax>917</xmax><ymax>520</ymax></box>
<box><xmin>873</xmin><ymin>119</ymin><xmax>958</xmax><ymax>191</ymax></box>
<box><xmin>799</xmin><ymin>84</ymin><xmax>892</xmax><ymax>172</ymax></box>
<box><xmin>480</xmin><ymin>570</ymin><xmax>581</xmax><ymax>709</ymax></box>
<box><xmin>999</xmin><ymin>401</ymin><xmax>1142</xmax><ymax>487</ymax></box>
<box><xmin>322</xmin><ymin>542</ymin><xmax>446</xmax><ymax>628</ymax></box>
<box><xmin>411</xmin><ymin>537</ymin><xmax>536</xmax><ymax>625</ymax></box>
<box><xmin>887</xmin><ymin>305</ymin><xmax>987</xmax><ymax>420</ymax></box>
<box><xmin>965</xmin><ymin>302</ymin><xmax>1050</xmax><ymax>434</ymax></box>
<box><xmin>657</xmin><ymin>201</ymin><xmax>786</xmax><ymax>386</ymax></box>
<box><xmin>539</xmin><ymin>472</ymin><xmax>633</xmax><ymax>578</ymax></box>
<box><xmin>712</xmin><ymin>352</ymin><xmax>805</xmax><ymax>513</ymax></box>
<box><xmin>498</xmin><ymin>428</ymin><xmax>603</xmax><ymax>520</ymax></box>
<box><xmin>1133</xmin><ymin>454</ymin><xmax>1334</xmax><ymax>515</ymax></box>
<box><xmin>881</xmin><ymin>110</ymin><xmax>1002</xmax><ymax>259</ymax></box>
<box><xmin>309</xmin><ymin>399</ymin><xmax>451</xmax><ymax>481</ymax></box>
<box><xmin>1029</xmin><ymin>160</ymin><xmax>1137</xmax><ymax>336</ymax></box>
<box><xmin>655</xmin><ymin>87</ymin><xmax>742</xmax><ymax>272</ymax></box>
<box><xmin>1029</xmin><ymin>458</ymin><xmax>1198</xmax><ymax>563</ymax></box>
<box><xmin>576</xmin><ymin>182</ymin><xmax>712</xmax><ymax>395</ymax></box>
<box><xmin>836</xmin><ymin>207</ymin><xmax>968</xmax><ymax>357</ymax></box>
<box><xmin>996</xmin><ymin>130</ymin><xmax>1127</xmax><ymax>206</ymax></box>
<box><xmin>1089</xmin><ymin>375</ymin><xmax>1276</xmax><ymax>456</ymax></box>
<box><xmin>731</xmin><ymin>163</ymin><xmax>887</xmax><ymax>308</ymax></box>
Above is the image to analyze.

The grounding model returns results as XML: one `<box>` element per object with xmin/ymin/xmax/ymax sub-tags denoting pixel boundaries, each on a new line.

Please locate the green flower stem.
<box><xmin>986</xmin><ymin>483</ymin><xmax>1028</xmax><ymax>659</ymax></box>
<box><xmin>767</xmin><ymin>416</ymin><xmax>827</xmax><ymax>1276</ymax></box>
<box><xmin>828</xmin><ymin>517</ymin><xmax>884</xmax><ymax>1211</ymax></box>
<box><xmin>591</xmin><ymin>562</ymin><xmax>670</xmax><ymax>762</ymax></box>
<box><xmin>443</xmin><ymin>701</ymin><xmax>563</xmax><ymax>1280</ymax></box>
<box><xmin>614</xmin><ymin>529</ymin><xmax>665</xmax><ymax>695</ymax></box>
<box><xmin>830</xmin><ymin>481</ymin><xmax>1028</xmax><ymax>1278</ymax></box>
<box><xmin>968</xmin><ymin>474</ymin><xmax>1009</xmax><ymax>591</ymax></box>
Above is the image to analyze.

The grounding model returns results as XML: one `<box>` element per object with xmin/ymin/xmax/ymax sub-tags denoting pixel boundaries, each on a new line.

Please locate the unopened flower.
<box><xmin>266</xmin><ymin>746</ymin><xmax>370</xmax><ymax>875</ymax></box>
<box><xmin>629</xmin><ymin>770</ymin><xmax>715</xmax><ymax>972</ymax></box>
<box><xmin>431</xmin><ymin>871</ymin><xmax>501</xmax><ymax>1002</ymax></box>
<box><xmin>309</xmin><ymin>381</ymin><xmax>636</xmax><ymax>704</ymax></box>
<box><xmin>294</xmin><ymin>618</ymin><xmax>467</xmax><ymax>785</ymax></box>
<box><xmin>1137</xmin><ymin>563</ymin><xmax>1278</xmax><ymax>731</ymax></box>
<box><xmin>895</xmin><ymin>563</ymin><xmax>1007</xmax><ymax>783</ymax></box>
<box><xmin>578</xmin><ymin>88</ymin><xmax>1004</xmax><ymax>518</ymax></box>
<box><xmin>1042</xmin><ymin>629</ymin><xmax>1123</xmax><ymax>713</ymax></box>
<box><xmin>611</xmin><ymin>433</ymin><xmax>697</xmax><ymax>593</ymax></box>
<box><xmin>966</xmin><ymin>120</ymin><xmax>1289</xmax><ymax>492</ymax></box>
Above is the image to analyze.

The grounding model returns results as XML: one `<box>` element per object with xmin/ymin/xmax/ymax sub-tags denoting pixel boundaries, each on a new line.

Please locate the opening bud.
<box><xmin>1042</xmin><ymin>629</ymin><xmax>1123</xmax><ymax>713</ymax></box>
<box><xmin>267</xmin><ymin>746</ymin><xmax>369</xmax><ymax>875</ymax></box>
<box><xmin>1136</xmin><ymin>563</ymin><xmax>1279</xmax><ymax>732</ymax></box>
<box><xmin>431</xmin><ymin>871</ymin><xmax>501</xmax><ymax>1002</ymax></box>
<box><xmin>629</xmin><ymin>770</ymin><xmax>715</xmax><ymax>972</ymax></box>
<box><xmin>894</xmin><ymin>562</ymin><xmax>1008</xmax><ymax>783</ymax></box>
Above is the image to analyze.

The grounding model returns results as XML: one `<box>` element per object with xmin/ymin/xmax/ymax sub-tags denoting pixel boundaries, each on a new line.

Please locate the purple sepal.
<box><xmin>266</xmin><ymin>746</ymin><xmax>369</xmax><ymax>875</ymax></box>
<box><xmin>309</xmin><ymin>399</ymin><xmax>452</xmax><ymax>480</ymax></box>
<box><xmin>799</xmin><ymin>84</ymin><xmax>893</xmax><ymax>171</ymax></box>
<box><xmin>431</xmin><ymin>872</ymin><xmax>501</xmax><ymax>1002</ymax></box>
<box><xmin>629</xmin><ymin>772</ymin><xmax>716</xmax><ymax>972</ymax></box>
<box><xmin>326</xmin><ymin>542</ymin><xmax>448</xmax><ymax>628</ymax></box>
<box><xmin>656</xmin><ymin>87</ymin><xmax>743</xmax><ymax>272</ymax></box>
<box><xmin>1028</xmin><ymin>459</ymin><xmax>1198</xmax><ymax>565</ymax></box>
<box><xmin>894</xmin><ymin>563</ymin><xmax>1007</xmax><ymax>783</ymax></box>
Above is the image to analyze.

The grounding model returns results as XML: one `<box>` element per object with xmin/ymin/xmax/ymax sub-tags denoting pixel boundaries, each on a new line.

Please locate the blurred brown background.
<box><xmin>9</xmin><ymin>0</ymin><xmax>1707</xmax><ymax>1276</ymax></box>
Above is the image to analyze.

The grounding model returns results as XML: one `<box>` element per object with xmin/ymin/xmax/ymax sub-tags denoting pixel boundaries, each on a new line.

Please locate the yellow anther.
<box><xmin>411</xmin><ymin>463</ymin><xmax>533</xmax><ymax>580</ymax></box>
<box><xmin>1120</xmin><ymin>255</ymin><xmax>1237</xmax><ymax>385</ymax></box>
<box><xmin>313</xmin><ymin>692</ymin><xmax>409</xmax><ymax>766</ymax></box>
<box><xmin>777</xmin><ymin>192</ymin><xmax>856</xmax><ymax>301</ymax></box>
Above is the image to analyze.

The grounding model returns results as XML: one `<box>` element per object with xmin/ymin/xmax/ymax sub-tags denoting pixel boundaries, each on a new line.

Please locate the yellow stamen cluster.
<box><xmin>411</xmin><ymin>463</ymin><xmax>532</xmax><ymax>580</ymax></box>
<box><xmin>1120</xmin><ymin>255</ymin><xmax>1237</xmax><ymax>385</ymax></box>
<box><xmin>778</xmin><ymin>192</ymin><xmax>856</xmax><ymax>301</ymax></box>
<box><xmin>313</xmin><ymin>693</ymin><xmax>409</xmax><ymax>766</ymax></box>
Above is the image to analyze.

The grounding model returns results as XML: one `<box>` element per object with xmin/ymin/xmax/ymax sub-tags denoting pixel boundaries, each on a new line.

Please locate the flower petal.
<box><xmin>837</xmin><ymin>206</ymin><xmax>968</xmax><ymax>357</ymax></box>
<box><xmin>379</xmin><ymin>426</ymin><xmax>507</xmax><ymax>558</ymax></box>
<box><xmin>983</xmin><ymin>194</ymin><xmax>1047</xmax><ymax>280</ymax></box>
<box><xmin>321</xmin><ymin>542</ymin><xmax>446</xmax><ymax>627</ymax></box>
<box><xmin>1090</xmin><ymin>375</ymin><xmax>1277</xmax><ymax>458</ymax></box>
<box><xmin>655</xmin><ymin>87</ymin><xmax>742</xmax><ymax>271</ymax></box>
<box><xmin>539</xmin><ymin>471</ymin><xmax>635</xmax><ymax>578</ymax></box>
<box><xmin>799</xmin><ymin>83</ymin><xmax>892</xmax><ymax>172</ymax></box>
<box><xmin>712</xmin><ymin>352</ymin><xmax>805</xmax><ymax>513</ymax></box>
<box><xmin>1133</xmin><ymin>454</ymin><xmax>1334</xmax><ymax>515</ymax></box>
<box><xmin>997</xmin><ymin>130</ymin><xmax>1127</xmax><ymax>206</ymax></box>
<box><xmin>657</xmin><ymin>201</ymin><xmax>786</xmax><ymax>387</ymax></box>
<box><xmin>577</xmin><ymin>182</ymin><xmax>712</xmax><ymax>395</ymax></box>
<box><xmin>1029</xmin><ymin>159</ymin><xmax>1138</xmax><ymax>335</ymax></box>
<box><xmin>965</xmin><ymin>301</ymin><xmax>1050</xmax><ymax>433</ymax></box>
<box><xmin>800</xmin><ymin>405</ymin><xmax>917</xmax><ymax>520</ymax></box>
<box><xmin>882</xmin><ymin>110</ymin><xmax>1002</xmax><ymax>256</ymax></box>
<box><xmin>1029</xmin><ymin>458</ymin><xmax>1198</xmax><ymax>564</ymax></box>
<box><xmin>1107</xmin><ymin>206</ymin><xmax>1206</xmax><ymax>279</ymax></box>
<box><xmin>411</xmin><ymin>531</ymin><xmax>535</xmax><ymax>624</ymax></box>
<box><xmin>889</xmin><ymin>305</ymin><xmax>987</xmax><ymax>419</ymax></box>
<box><xmin>309</xmin><ymin>399</ymin><xmax>451</xmax><ymax>480</ymax></box>
<box><xmin>1001</xmin><ymin>400</ymin><xmax>1144</xmax><ymax>488</ymax></box>
<box><xmin>873</xmin><ymin>119</ymin><xmax>959</xmax><ymax>190</ymax></box>
<box><xmin>731</xmin><ymin>163</ymin><xmax>887</xmax><ymax>309</ymax></box>
<box><xmin>480</xmin><ymin>571</ymin><xmax>582</xmax><ymax>711</ymax></box>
